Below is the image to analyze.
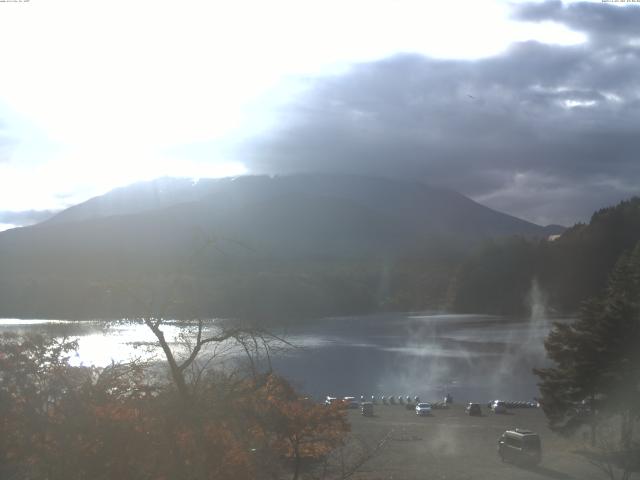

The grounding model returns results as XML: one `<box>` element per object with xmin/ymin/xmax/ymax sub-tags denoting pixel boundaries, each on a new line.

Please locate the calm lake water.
<box><xmin>0</xmin><ymin>312</ymin><xmax>556</xmax><ymax>403</ymax></box>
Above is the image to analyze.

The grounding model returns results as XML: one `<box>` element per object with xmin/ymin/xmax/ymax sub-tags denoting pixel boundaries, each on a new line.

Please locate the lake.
<box><xmin>0</xmin><ymin>312</ymin><xmax>556</xmax><ymax>404</ymax></box>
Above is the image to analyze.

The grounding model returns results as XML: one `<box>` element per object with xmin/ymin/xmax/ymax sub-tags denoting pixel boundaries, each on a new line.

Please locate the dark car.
<box><xmin>343</xmin><ymin>397</ymin><xmax>360</xmax><ymax>409</ymax></box>
<box><xmin>465</xmin><ymin>403</ymin><xmax>481</xmax><ymax>416</ymax></box>
<box><xmin>498</xmin><ymin>429</ymin><xmax>542</xmax><ymax>465</ymax></box>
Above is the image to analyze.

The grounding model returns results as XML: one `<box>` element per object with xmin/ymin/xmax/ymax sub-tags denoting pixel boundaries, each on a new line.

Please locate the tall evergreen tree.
<box><xmin>535</xmin><ymin>242</ymin><xmax>640</xmax><ymax>447</ymax></box>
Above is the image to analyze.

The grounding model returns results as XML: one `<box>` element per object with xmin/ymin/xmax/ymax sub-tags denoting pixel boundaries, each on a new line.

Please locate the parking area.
<box><xmin>345</xmin><ymin>403</ymin><xmax>608</xmax><ymax>480</ymax></box>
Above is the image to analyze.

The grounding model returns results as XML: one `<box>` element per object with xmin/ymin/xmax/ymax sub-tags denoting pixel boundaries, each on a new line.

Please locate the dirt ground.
<box><xmin>343</xmin><ymin>403</ymin><xmax>617</xmax><ymax>480</ymax></box>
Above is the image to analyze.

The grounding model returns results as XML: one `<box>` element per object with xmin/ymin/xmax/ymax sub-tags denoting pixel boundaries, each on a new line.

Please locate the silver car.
<box><xmin>415</xmin><ymin>402</ymin><xmax>432</xmax><ymax>416</ymax></box>
<box><xmin>491</xmin><ymin>400</ymin><xmax>507</xmax><ymax>414</ymax></box>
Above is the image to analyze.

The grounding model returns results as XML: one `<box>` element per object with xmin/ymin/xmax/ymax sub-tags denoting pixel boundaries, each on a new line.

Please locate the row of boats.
<box><xmin>325</xmin><ymin>395</ymin><xmax>540</xmax><ymax>409</ymax></box>
<box><xmin>324</xmin><ymin>394</ymin><xmax>448</xmax><ymax>407</ymax></box>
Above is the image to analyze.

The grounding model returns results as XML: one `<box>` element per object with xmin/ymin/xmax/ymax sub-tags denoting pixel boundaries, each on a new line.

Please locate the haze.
<box><xmin>0</xmin><ymin>0</ymin><xmax>638</xmax><ymax>230</ymax></box>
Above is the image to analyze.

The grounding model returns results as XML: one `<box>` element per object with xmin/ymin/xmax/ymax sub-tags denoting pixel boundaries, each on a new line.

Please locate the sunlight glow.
<box><xmin>0</xmin><ymin>0</ymin><xmax>587</xmax><ymax>213</ymax></box>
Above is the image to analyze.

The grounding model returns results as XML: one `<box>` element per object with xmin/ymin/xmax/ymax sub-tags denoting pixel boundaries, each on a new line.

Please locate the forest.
<box><xmin>450</xmin><ymin>197</ymin><xmax>640</xmax><ymax>315</ymax></box>
<box><xmin>2</xmin><ymin>197</ymin><xmax>640</xmax><ymax>321</ymax></box>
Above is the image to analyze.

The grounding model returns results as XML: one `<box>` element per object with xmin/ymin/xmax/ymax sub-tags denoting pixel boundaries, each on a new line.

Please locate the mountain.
<box><xmin>0</xmin><ymin>174</ymin><xmax>564</xmax><ymax>320</ymax></box>
<box><xmin>44</xmin><ymin>173</ymin><xmax>560</xmax><ymax>237</ymax></box>
<box><xmin>450</xmin><ymin>197</ymin><xmax>640</xmax><ymax>315</ymax></box>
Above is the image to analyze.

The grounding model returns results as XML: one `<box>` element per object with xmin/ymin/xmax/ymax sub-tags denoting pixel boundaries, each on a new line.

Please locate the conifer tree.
<box><xmin>535</xmin><ymin>242</ymin><xmax>640</xmax><ymax>447</ymax></box>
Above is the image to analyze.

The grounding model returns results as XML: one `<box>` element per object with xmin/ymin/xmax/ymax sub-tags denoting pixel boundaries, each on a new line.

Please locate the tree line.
<box><xmin>535</xmin><ymin>241</ymin><xmax>640</xmax><ymax>479</ymax></box>
<box><xmin>0</xmin><ymin>250</ymin><xmax>460</xmax><ymax>322</ymax></box>
<box><xmin>450</xmin><ymin>197</ymin><xmax>640</xmax><ymax>315</ymax></box>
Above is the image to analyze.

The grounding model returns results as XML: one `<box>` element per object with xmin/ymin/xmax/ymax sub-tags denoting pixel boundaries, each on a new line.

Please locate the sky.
<box><xmin>0</xmin><ymin>0</ymin><xmax>638</xmax><ymax>230</ymax></box>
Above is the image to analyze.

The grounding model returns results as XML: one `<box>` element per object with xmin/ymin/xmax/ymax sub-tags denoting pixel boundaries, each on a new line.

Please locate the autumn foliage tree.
<box><xmin>242</xmin><ymin>374</ymin><xmax>350</xmax><ymax>480</ymax></box>
<box><xmin>0</xmin><ymin>330</ymin><xmax>350</xmax><ymax>480</ymax></box>
<box><xmin>0</xmin><ymin>333</ymin><xmax>161</xmax><ymax>479</ymax></box>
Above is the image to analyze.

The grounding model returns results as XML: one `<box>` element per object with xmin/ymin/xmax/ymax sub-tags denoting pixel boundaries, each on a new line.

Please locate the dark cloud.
<box><xmin>240</xmin><ymin>1</ymin><xmax>640</xmax><ymax>226</ymax></box>
<box><xmin>0</xmin><ymin>210</ymin><xmax>59</xmax><ymax>227</ymax></box>
<box><xmin>513</xmin><ymin>0</ymin><xmax>640</xmax><ymax>42</ymax></box>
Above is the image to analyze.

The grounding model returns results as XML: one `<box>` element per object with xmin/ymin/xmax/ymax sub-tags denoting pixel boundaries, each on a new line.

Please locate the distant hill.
<box><xmin>450</xmin><ymin>197</ymin><xmax>640</xmax><ymax>315</ymax></box>
<box><xmin>44</xmin><ymin>174</ymin><xmax>561</xmax><ymax>239</ymax></box>
<box><xmin>0</xmin><ymin>174</ymin><xmax>563</xmax><ymax>320</ymax></box>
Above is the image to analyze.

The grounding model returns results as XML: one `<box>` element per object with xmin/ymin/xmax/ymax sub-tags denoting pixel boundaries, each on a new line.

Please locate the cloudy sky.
<box><xmin>0</xmin><ymin>0</ymin><xmax>638</xmax><ymax>230</ymax></box>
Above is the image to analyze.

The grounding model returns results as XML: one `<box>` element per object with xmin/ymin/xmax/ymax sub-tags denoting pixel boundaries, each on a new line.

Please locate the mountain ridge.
<box><xmin>0</xmin><ymin>174</ymin><xmax>565</xmax><ymax>319</ymax></box>
<box><xmin>42</xmin><ymin>174</ymin><xmax>563</xmax><ymax>235</ymax></box>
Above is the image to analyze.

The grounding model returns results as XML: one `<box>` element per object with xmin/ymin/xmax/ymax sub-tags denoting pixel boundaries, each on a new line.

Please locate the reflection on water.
<box><xmin>271</xmin><ymin>313</ymin><xmax>556</xmax><ymax>402</ymax></box>
<box><xmin>0</xmin><ymin>312</ymin><xmax>556</xmax><ymax>403</ymax></box>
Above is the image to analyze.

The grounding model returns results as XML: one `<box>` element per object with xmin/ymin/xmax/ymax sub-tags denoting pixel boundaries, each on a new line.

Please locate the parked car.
<box><xmin>415</xmin><ymin>402</ymin><xmax>432</xmax><ymax>416</ymax></box>
<box><xmin>465</xmin><ymin>402</ymin><xmax>482</xmax><ymax>416</ymax></box>
<box><xmin>361</xmin><ymin>402</ymin><xmax>374</xmax><ymax>417</ymax></box>
<box><xmin>343</xmin><ymin>396</ymin><xmax>360</xmax><ymax>409</ymax></box>
<box><xmin>491</xmin><ymin>400</ymin><xmax>507</xmax><ymax>414</ymax></box>
<box><xmin>498</xmin><ymin>429</ymin><xmax>542</xmax><ymax>465</ymax></box>
<box><xmin>574</xmin><ymin>399</ymin><xmax>593</xmax><ymax>418</ymax></box>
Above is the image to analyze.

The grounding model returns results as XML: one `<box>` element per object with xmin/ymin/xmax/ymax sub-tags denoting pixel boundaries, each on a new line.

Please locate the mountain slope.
<box><xmin>0</xmin><ymin>174</ymin><xmax>563</xmax><ymax>319</ymax></box>
<box><xmin>44</xmin><ymin>174</ymin><xmax>561</xmax><ymax>237</ymax></box>
<box><xmin>450</xmin><ymin>197</ymin><xmax>640</xmax><ymax>315</ymax></box>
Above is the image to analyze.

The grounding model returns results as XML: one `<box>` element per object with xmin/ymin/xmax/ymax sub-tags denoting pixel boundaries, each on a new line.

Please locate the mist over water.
<box><xmin>526</xmin><ymin>278</ymin><xmax>550</xmax><ymax>353</ymax></box>
<box><xmin>471</xmin><ymin>279</ymin><xmax>551</xmax><ymax>403</ymax></box>
<box><xmin>274</xmin><ymin>301</ymin><xmax>555</xmax><ymax>403</ymax></box>
<box><xmin>0</xmin><ymin>305</ymin><xmax>556</xmax><ymax>403</ymax></box>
